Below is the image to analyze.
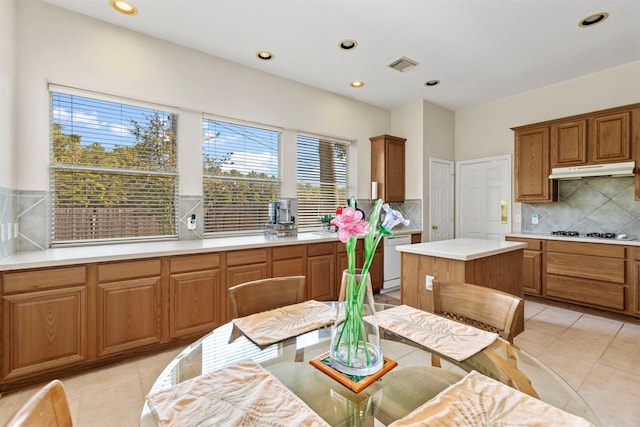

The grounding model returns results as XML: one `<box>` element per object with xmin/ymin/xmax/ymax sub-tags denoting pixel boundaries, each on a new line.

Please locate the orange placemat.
<box><xmin>310</xmin><ymin>352</ymin><xmax>397</xmax><ymax>393</ymax></box>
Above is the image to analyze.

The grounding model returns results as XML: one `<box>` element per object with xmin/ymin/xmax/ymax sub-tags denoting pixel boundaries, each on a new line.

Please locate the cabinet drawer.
<box><xmin>2</xmin><ymin>266</ymin><xmax>86</xmax><ymax>294</ymax></box>
<box><xmin>170</xmin><ymin>253</ymin><xmax>221</xmax><ymax>273</ymax></box>
<box><xmin>98</xmin><ymin>259</ymin><xmax>161</xmax><ymax>283</ymax></box>
<box><xmin>272</xmin><ymin>245</ymin><xmax>304</xmax><ymax>261</ymax></box>
<box><xmin>506</xmin><ymin>237</ymin><xmax>542</xmax><ymax>251</ymax></box>
<box><xmin>227</xmin><ymin>249</ymin><xmax>268</xmax><ymax>266</ymax></box>
<box><xmin>308</xmin><ymin>242</ymin><xmax>335</xmax><ymax>256</ymax></box>
<box><xmin>547</xmin><ymin>241</ymin><xmax>625</xmax><ymax>258</ymax></box>
<box><xmin>546</xmin><ymin>252</ymin><xmax>625</xmax><ymax>283</ymax></box>
<box><xmin>336</xmin><ymin>240</ymin><xmax>362</xmax><ymax>253</ymax></box>
<box><xmin>546</xmin><ymin>274</ymin><xmax>625</xmax><ymax>310</ymax></box>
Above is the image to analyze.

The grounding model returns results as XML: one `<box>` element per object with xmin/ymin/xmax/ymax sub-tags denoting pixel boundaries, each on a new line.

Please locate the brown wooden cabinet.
<box><xmin>307</xmin><ymin>242</ymin><xmax>336</xmax><ymax>301</ymax></box>
<box><xmin>169</xmin><ymin>253</ymin><xmax>222</xmax><ymax>339</ymax></box>
<box><xmin>551</xmin><ymin>120</ymin><xmax>587</xmax><ymax>167</ymax></box>
<box><xmin>225</xmin><ymin>249</ymin><xmax>268</xmax><ymax>322</ymax></box>
<box><xmin>272</xmin><ymin>245</ymin><xmax>305</xmax><ymax>277</ymax></box>
<box><xmin>513</xmin><ymin>126</ymin><xmax>557</xmax><ymax>202</ymax></box>
<box><xmin>1</xmin><ymin>267</ymin><xmax>88</xmax><ymax>382</ymax></box>
<box><xmin>590</xmin><ymin>110</ymin><xmax>632</xmax><ymax>163</ymax></box>
<box><xmin>96</xmin><ymin>259</ymin><xmax>163</xmax><ymax>357</ymax></box>
<box><xmin>546</xmin><ymin>241</ymin><xmax>626</xmax><ymax>311</ymax></box>
<box><xmin>370</xmin><ymin>134</ymin><xmax>406</xmax><ymax>203</ymax></box>
<box><xmin>632</xmin><ymin>248</ymin><xmax>640</xmax><ymax>316</ymax></box>
<box><xmin>506</xmin><ymin>237</ymin><xmax>543</xmax><ymax>295</ymax></box>
<box><xmin>369</xmin><ymin>246</ymin><xmax>383</xmax><ymax>292</ymax></box>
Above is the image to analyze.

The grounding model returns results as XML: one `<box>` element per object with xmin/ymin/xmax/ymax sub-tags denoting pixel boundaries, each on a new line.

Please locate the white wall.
<box><xmin>454</xmin><ymin>61</ymin><xmax>640</xmax><ymax>163</ymax></box>
<box><xmin>391</xmin><ymin>99</ymin><xmax>424</xmax><ymax>200</ymax></box>
<box><xmin>0</xmin><ymin>1</ymin><xmax>16</xmax><ymax>189</ymax></box>
<box><xmin>14</xmin><ymin>1</ymin><xmax>390</xmax><ymax>198</ymax></box>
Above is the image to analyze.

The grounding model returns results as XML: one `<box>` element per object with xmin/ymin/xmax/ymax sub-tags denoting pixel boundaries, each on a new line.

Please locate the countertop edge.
<box><xmin>506</xmin><ymin>233</ymin><xmax>640</xmax><ymax>247</ymax></box>
<box><xmin>0</xmin><ymin>229</ymin><xmax>422</xmax><ymax>271</ymax></box>
<box><xmin>396</xmin><ymin>238</ymin><xmax>526</xmax><ymax>261</ymax></box>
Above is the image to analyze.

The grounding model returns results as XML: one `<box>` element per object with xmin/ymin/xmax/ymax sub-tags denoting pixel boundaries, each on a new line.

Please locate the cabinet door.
<box><xmin>514</xmin><ymin>126</ymin><xmax>557</xmax><ymax>202</ymax></box>
<box><xmin>97</xmin><ymin>277</ymin><xmax>162</xmax><ymax>356</ymax></box>
<box><xmin>272</xmin><ymin>245</ymin><xmax>305</xmax><ymax>277</ymax></box>
<box><xmin>170</xmin><ymin>270</ymin><xmax>222</xmax><ymax>339</ymax></box>
<box><xmin>369</xmin><ymin>246</ymin><xmax>384</xmax><ymax>292</ymax></box>
<box><xmin>308</xmin><ymin>254</ymin><xmax>336</xmax><ymax>301</ymax></box>
<box><xmin>590</xmin><ymin>111</ymin><xmax>631</xmax><ymax>163</ymax></box>
<box><xmin>522</xmin><ymin>250</ymin><xmax>542</xmax><ymax>295</ymax></box>
<box><xmin>2</xmin><ymin>286</ymin><xmax>87</xmax><ymax>381</ymax></box>
<box><xmin>385</xmin><ymin>138</ymin><xmax>406</xmax><ymax>203</ymax></box>
<box><xmin>550</xmin><ymin>120</ymin><xmax>587</xmax><ymax>167</ymax></box>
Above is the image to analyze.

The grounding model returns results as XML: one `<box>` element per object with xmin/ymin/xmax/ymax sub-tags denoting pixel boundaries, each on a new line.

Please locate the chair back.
<box><xmin>6</xmin><ymin>379</ymin><xmax>73</xmax><ymax>427</ymax></box>
<box><xmin>432</xmin><ymin>280</ymin><xmax>523</xmax><ymax>343</ymax></box>
<box><xmin>228</xmin><ymin>276</ymin><xmax>306</xmax><ymax>318</ymax></box>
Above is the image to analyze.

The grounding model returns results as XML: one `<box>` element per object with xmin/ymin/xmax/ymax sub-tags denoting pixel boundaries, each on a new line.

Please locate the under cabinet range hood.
<box><xmin>548</xmin><ymin>161</ymin><xmax>636</xmax><ymax>180</ymax></box>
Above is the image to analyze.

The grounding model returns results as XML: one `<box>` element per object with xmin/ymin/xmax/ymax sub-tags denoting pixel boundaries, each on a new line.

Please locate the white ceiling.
<box><xmin>42</xmin><ymin>0</ymin><xmax>640</xmax><ymax>111</ymax></box>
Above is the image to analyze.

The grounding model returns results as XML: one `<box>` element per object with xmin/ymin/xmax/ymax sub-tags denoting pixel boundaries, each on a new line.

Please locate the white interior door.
<box><xmin>429</xmin><ymin>158</ymin><xmax>454</xmax><ymax>241</ymax></box>
<box><xmin>456</xmin><ymin>155</ymin><xmax>511</xmax><ymax>240</ymax></box>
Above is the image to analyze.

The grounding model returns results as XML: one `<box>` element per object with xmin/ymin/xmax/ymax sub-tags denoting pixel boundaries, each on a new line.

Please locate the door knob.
<box><xmin>432</xmin><ymin>225</ymin><xmax>438</xmax><ymax>230</ymax></box>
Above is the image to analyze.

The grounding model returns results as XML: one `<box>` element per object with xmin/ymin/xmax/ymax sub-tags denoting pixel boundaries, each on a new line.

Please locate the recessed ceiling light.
<box><xmin>339</xmin><ymin>39</ymin><xmax>358</xmax><ymax>50</ymax></box>
<box><xmin>110</xmin><ymin>0</ymin><xmax>137</xmax><ymax>15</ymax></box>
<box><xmin>579</xmin><ymin>12</ymin><xmax>609</xmax><ymax>27</ymax></box>
<box><xmin>350</xmin><ymin>81</ymin><xmax>365</xmax><ymax>88</ymax></box>
<box><xmin>256</xmin><ymin>51</ymin><xmax>274</xmax><ymax>61</ymax></box>
<box><xmin>425</xmin><ymin>80</ymin><xmax>440</xmax><ymax>87</ymax></box>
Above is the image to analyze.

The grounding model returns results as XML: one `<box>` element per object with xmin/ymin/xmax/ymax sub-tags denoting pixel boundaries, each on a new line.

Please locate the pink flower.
<box><xmin>331</xmin><ymin>207</ymin><xmax>371</xmax><ymax>243</ymax></box>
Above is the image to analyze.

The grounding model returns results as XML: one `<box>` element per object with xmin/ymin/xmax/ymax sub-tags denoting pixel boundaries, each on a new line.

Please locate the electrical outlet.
<box><xmin>515</xmin><ymin>214</ymin><xmax>521</xmax><ymax>223</ymax></box>
<box><xmin>0</xmin><ymin>224</ymin><xmax>5</xmax><ymax>242</ymax></box>
<box><xmin>7</xmin><ymin>222</ymin><xmax>11</xmax><ymax>240</ymax></box>
<box><xmin>425</xmin><ymin>275</ymin><xmax>434</xmax><ymax>291</ymax></box>
<box><xmin>14</xmin><ymin>222</ymin><xmax>18</xmax><ymax>238</ymax></box>
<box><xmin>532</xmin><ymin>213</ymin><xmax>539</xmax><ymax>224</ymax></box>
<box><xmin>187</xmin><ymin>214</ymin><xmax>196</xmax><ymax>230</ymax></box>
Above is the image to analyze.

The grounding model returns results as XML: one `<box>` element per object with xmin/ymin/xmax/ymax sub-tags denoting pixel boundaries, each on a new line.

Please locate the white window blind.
<box><xmin>296</xmin><ymin>135</ymin><xmax>350</xmax><ymax>231</ymax></box>
<box><xmin>202</xmin><ymin>117</ymin><xmax>280</xmax><ymax>235</ymax></box>
<box><xmin>50</xmin><ymin>89</ymin><xmax>178</xmax><ymax>244</ymax></box>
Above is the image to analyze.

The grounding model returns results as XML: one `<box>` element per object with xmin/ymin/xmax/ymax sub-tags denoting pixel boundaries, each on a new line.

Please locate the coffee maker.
<box><xmin>265</xmin><ymin>199</ymin><xmax>297</xmax><ymax>237</ymax></box>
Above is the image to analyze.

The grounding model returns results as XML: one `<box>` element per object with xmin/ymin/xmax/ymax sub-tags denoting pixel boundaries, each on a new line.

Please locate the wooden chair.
<box><xmin>228</xmin><ymin>275</ymin><xmax>306</xmax><ymax>318</ymax></box>
<box><xmin>431</xmin><ymin>280</ymin><xmax>523</xmax><ymax>367</ymax></box>
<box><xmin>6</xmin><ymin>379</ymin><xmax>73</xmax><ymax>427</ymax></box>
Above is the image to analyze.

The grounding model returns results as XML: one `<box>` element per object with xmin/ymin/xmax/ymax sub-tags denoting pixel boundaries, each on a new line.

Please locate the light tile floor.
<box><xmin>1</xmin><ymin>298</ymin><xmax>638</xmax><ymax>426</ymax></box>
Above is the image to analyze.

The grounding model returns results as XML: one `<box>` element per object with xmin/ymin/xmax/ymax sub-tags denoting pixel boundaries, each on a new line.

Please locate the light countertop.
<box><xmin>396</xmin><ymin>238</ymin><xmax>526</xmax><ymax>261</ymax></box>
<box><xmin>507</xmin><ymin>233</ymin><xmax>640</xmax><ymax>247</ymax></box>
<box><xmin>0</xmin><ymin>229</ymin><xmax>421</xmax><ymax>271</ymax></box>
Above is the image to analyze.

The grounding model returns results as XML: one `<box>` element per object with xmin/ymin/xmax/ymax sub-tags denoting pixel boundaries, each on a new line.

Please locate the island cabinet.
<box><xmin>505</xmin><ymin>237</ymin><xmax>543</xmax><ymax>295</ymax></box>
<box><xmin>546</xmin><ymin>241</ymin><xmax>626</xmax><ymax>311</ymax></box>
<box><xmin>168</xmin><ymin>253</ymin><xmax>222</xmax><ymax>339</ymax></box>
<box><xmin>96</xmin><ymin>259</ymin><xmax>162</xmax><ymax>357</ymax></box>
<box><xmin>1</xmin><ymin>266</ymin><xmax>88</xmax><ymax>383</ymax></box>
<box><xmin>307</xmin><ymin>242</ymin><xmax>337</xmax><ymax>301</ymax></box>
<box><xmin>513</xmin><ymin>126</ymin><xmax>557</xmax><ymax>202</ymax></box>
<box><xmin>370</xmin><ymin>134</ymin><xmax>406</xmax><ymax>203</ymax></box>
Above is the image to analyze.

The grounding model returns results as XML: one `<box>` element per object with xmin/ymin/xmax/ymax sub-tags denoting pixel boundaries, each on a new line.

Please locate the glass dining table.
<box><xmin>140</xmin><ymin>303</ymin><xmax>600</xmax><ymax>426</ymax></box>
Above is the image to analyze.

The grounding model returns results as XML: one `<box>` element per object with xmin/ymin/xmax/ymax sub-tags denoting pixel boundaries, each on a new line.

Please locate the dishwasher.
<box><xmin>382</xmin><ymin>235</ymin><xmax>411</xmax><ymax>292</ymax></box>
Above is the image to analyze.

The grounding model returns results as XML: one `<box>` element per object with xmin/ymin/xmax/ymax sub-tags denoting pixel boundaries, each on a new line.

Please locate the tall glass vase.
<box><xmin>330</xmin><ymin>269</ymin><xmax>383</xmax><ymax>376</ymax></box>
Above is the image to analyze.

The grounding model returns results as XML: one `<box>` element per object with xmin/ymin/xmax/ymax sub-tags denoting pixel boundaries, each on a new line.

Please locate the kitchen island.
<box><xmin>397</xmin><ymin>238</ymin><xmax>526</xmax><ymax>333</ymax></box>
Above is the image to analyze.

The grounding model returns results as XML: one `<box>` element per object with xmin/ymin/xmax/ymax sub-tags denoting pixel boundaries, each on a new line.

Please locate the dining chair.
<box><xmin>5</xmin><ymin>379</ymin><xmax>73</xmax><ymax>427</ymax></box>
<box><xmin>431</xmin><ymin>280</ymin><xmax>523</xmax><ymax>367</ymax></box>
<box><xmin>228</xmin><ymin>275</ymin><xmax>306</xmax><ymax>318</ymax></box>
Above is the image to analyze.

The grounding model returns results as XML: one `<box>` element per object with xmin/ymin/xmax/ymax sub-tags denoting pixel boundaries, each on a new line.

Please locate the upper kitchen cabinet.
<box><xmin>370</xmin><ymin>134</ymin><xmax>406</xmax><ymax>203</ymax></box>
<box><xmin>590</xmin><ymin>109</ymin><xmax>632</xmax><ymax>163</ymax></box>
<box><xmin>513</xmin><ymin>126</ymin><xmax>557</xmax><ymax>202</ymax></box>
<box><xmin>550</xmin><ymin>119</ymin><xmax>588</xmax><ymax>167</ymax></box>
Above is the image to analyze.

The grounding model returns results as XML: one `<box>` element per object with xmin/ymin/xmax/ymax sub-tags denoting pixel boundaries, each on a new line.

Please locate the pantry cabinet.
<box><xmin>370</xmin><ymin>134</ymin><xmax>406</xmax><ymax>203</ymax></box>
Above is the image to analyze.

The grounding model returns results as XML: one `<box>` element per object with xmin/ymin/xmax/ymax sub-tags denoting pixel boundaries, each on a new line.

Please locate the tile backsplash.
<box><xmin>522</xmin><ymin>176</ymin><xmax>639</xmax><ymax>236</ymax></box>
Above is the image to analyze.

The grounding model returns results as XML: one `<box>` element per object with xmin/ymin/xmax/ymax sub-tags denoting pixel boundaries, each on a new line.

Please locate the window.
<box><xmin>296</xmin><ymin>135</ymin><xmax>350</xmax><ymax>231</ymax></box>
<box><xmin>50</xmin><ymin>87</ymin><xmax>178</xmax><ymax>244</ymax></box>
<box><xmin>202</xmin><ymin>117</ymin><xmax>280</xmax><ymax>235</ymax></box>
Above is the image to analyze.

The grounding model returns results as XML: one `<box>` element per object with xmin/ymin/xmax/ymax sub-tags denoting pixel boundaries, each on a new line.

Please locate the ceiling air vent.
<box><xmin>388</xmin><ymin>56</ymin><xmax>419</xmax><ymax>72</ymax></box>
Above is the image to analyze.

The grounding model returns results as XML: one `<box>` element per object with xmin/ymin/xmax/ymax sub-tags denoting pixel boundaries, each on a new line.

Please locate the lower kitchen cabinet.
<box><xmin>272</xmin><ymin>245</ymin><xmax>305</xmax><ymax>277</ymax></box>
<box><xmin>169</xmin><ymin>253</ymin><xmax>222</xmax><ymax>339</ymax></box>
<box><xmin>506</xmin><ymin>237</ymin><xmax>543</xmax><ymax>295</ymax></box>
<box><xmin>633</xmin><ymin>248</ymin><xmax>640</xmax><ymax>316</ymax></box>
<box><xmin>96</xmin><ymin>259</ymin><xmax>162</xmax><ymax>357</ymax></box>
<box><xmin>308</xmin><ymin>242</ymin><xmax>336</xmax><ymax>301</ymax></box>
<box><xmin>1</xmin><ymin>267</ymin><xmax>88</xmax><ymax>382</ymax></box>
<box><xmin>369</xmin><ymin>246</ymin><xmax>383</xmax><ymax>292</ymax></box>
<box><xmin>224</xmin><ymin>248</ymin><xmax>268</xmax><ymax>323</ymax></box>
